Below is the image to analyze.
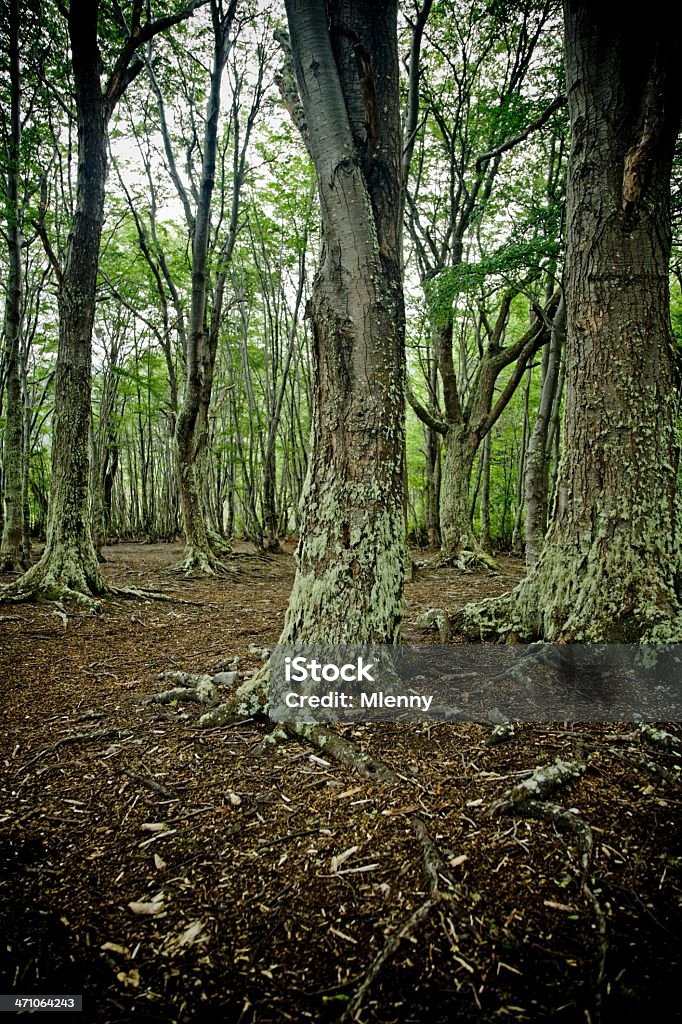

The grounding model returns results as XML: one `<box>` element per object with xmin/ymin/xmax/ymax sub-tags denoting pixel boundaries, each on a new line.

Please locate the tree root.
<box><xmin>150</xmin><ymin>670</ymin><xmax>217</xmax><ymax>706</ymax></box>
<box><xmin>488</xmin><ymin>757</ymin><xmax>586</xmax><ymax>815</ymax></box>
<box><xmin>108</xmin><ymin>585</ymin><xmax>199</xmax><ymax>605</ymax></box>
<box><xmin>489</xmin><ymin>754</ymin><xmax>606</xmax><ymax>1021</ymax></box>
<box><xmin>0</xmin><ymin>579</ymin><xmax>199</xmax><ymax>612</ymax></box>
<box><xmin>0</xmin><ymin>580</ymin><xmax>104</xmax><ymax>612</ymax></box>
<box><xmin>430</xmin><ymin>548</ymin><xmax>498</xmax><ymax>573</ymax></box>
<box><xmin>167</xmin><ymin>545</ymin><xmax>240</xmax><ymax>577</ymax></box>
<box><xmin>607</xmin><ymin>747</ymin><xmax>682</xmax><ymax>786</ymax></box>
<box><xmin>415</xmin><ymin>607</ymin><xmax>453</xmax><ymax>642</ymax></box>
<box><xmin>338</xmin><ymin>898</ymin><xmax>439</xmax><ymax>1022</ymax></box>
<box><xmin>637</xmin><ymin>723</ymin><xmax>682</xmax><ymax>754</ymax></box>
<box><xmin>484</xmin><ymin>723</ymin><xmax>517</xmax><ymax>747</ymax></box>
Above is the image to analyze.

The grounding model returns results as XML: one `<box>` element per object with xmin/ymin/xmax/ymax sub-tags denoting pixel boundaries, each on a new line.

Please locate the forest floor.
<box><xmin>0</xmin><ymin>542</ymin><xmax>680</xmax><ymax>1024</ymax></box>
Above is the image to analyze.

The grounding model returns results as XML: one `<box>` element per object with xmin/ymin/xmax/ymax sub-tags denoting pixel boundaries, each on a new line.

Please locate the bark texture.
<box><xmin>16</xmin><ymin>0</ymin><xmax>106</xmax><ymax>600</ymax></box>
<box><xmin>1</xmin><ymin>0</ymin><xmax>26</xmax><ymax>571</ymax></box>
<box><xmin>173</xmin><ymin>1</ymin><xmax>234</xmax><ymax>574</ymax></box>
<box><xmin>280</xmin><ymin>0</ymin><xmax>406</xmax><ymax>643</ymax></box>
<box><xmin>459</xmin><ymin>3</ymin><xmax>682</xmax><ymax>641</ymax></box>
<box><xmin>524</xmin><ymin>294</ymin><xmax>565</xmax><ymax>568</ymax></box>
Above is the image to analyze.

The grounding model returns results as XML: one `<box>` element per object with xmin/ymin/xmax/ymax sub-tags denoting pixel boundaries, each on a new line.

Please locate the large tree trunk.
<box><xmin>279</xmin><ymin>0</ymin><xmax>406</xmax><ymax>644</ymax></box>
<box><xmin>1</xmin><ymin>0</ymin><xmax>25</xmax><ymax>572</ymax></box>
<box><xmin>14</xmin><ymin>0</ymin><xmax>105</xmax><ymax>601</ymax></box>
<box><xmin>459</xmin><ymin>4</ymin><xmax>682</xmax><ymax>642</ymax></box>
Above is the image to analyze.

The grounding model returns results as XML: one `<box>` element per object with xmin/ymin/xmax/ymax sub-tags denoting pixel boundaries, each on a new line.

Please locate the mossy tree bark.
<box><xmin>279</xmin><ymin>0</ymin><xmax>406</xmax><ymax>643</ymax></box>
<box><xmin>458</xmin><ymin>3</ymin><xmax>682</xmax><ymax>642</ymax></box>
<box><xmin>1</xmin><ymin>0</ymin><xmax>25</xmax><ymax>571</ymax></box>
<box><xmin>14</xmin><ymin>0</ymin><xmax>107</xmax><ymax>600</ymax></box>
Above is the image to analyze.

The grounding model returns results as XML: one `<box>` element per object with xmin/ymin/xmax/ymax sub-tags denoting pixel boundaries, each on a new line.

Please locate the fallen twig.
<box><xmin>19</xmin><ymin>727</ymin><xmax>142</xmax><ymax>772</ymax></box>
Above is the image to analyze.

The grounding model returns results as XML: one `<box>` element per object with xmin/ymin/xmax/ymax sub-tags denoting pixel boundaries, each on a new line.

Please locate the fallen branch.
<box><xmin>19</xmin><ymin>727</ymin><xmax>142</xmax><ymax>772</ymax></box>
<box><xmin>123</xmin><ymin>772</ymin><xmax>176</xmax><ymax>800</ymax></box>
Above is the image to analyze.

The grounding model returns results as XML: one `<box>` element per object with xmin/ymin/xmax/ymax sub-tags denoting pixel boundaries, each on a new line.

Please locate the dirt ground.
<box><xmin>1</xmin><ymin>543</ymin><xmax>680</xmax><ymax>1023</ymax></box>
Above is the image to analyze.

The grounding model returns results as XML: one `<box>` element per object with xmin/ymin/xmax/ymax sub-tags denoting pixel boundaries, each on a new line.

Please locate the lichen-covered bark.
<box><xmin>174</xmin><ymin>431</ymin><xmax>225</xmax><ymax>574</ymax></box>
<box><xmin>1</xmin><ymin>0</ymin><xmax>25</xmax><ymax>572</ymax></box>
<box><xmin>439</xmin><ymin>426</ymin><xmax>481</xmax><ymax>562</ymax></box>
<box><xmin>11</xmin><ymin>0</ymin><xmax>106</xmax><ymax>599</ymax></box>
<box><xmin>279</xmin><ymin>0</ymin><xmax>406</xmax><ymax>643</ymax></box>
<box><xmin>458</xmin><ymin>4</ymin><xmax>682</xmax><ymax>642</ymax></box>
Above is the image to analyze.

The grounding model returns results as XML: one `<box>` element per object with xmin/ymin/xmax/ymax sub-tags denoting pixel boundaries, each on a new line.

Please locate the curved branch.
<box><xmin>407</xmin><ymin>387</ymin><xmax>447</xmax><ymax>435</ymax></box>
<box><xmin>475</xmin><ymin>95</ymin><xmax>566</xmax><ymax>172</ymax></box>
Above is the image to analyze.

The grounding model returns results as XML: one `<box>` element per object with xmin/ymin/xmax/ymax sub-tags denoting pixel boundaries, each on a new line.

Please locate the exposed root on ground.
<box><xmin>606</xmin><ymin>747</ymin><xmax>682</xmax><ymax>786</ymax></box>
<box><xmin>149</xmin><ymin>670</ymin><xmax>217</xmax><ymax>706</ymax></box>
<box><xmin>489</xmin><ymin>754</ymin><xmax>607</xmax><ymax>1022</ymax></box>
<box><xmin>419</xmin><ymin>548</ymin><xmax>498</xmax><ymax>573</ymax></box>
<box><xmin>167</xmin><ymin>545</ymin><xmax>240</xmax><ymax>577</ymax></box>
<box><xmin>0</xmin><ymin>580</ymin><xmax>104</xmax><ymax>612</ymax></box>
<box><xmin>108</xmin><ymin>585</ymin><xmax>197</xmax><ymax>604</ymax></box>
<box><xmin>0</xmin><ymin>579</ymin><xmax>195</xmax><ymax>611</ymax></box>
<box><xmin>637</xmin><ymin>723</ymin><xmax>682</xmax><ymax>753</ymax></box>
<box><xmin>198</xmin><ymin>665</ymin><xmax>479</xmax><ymax>1017</ymax></box>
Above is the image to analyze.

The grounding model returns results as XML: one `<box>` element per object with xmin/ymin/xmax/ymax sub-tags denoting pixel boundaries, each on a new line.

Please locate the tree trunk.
<box><xmin>172</xmin><ymin>4</ymin><xmax>232</xmax><ymax>574</ymax></box>
<box><xmin>279</xmin><ymin>0</ymin><xmax>406</xmax><ymax>644</ymax></box>
<box><xmin>424</xmin><ymin>352</ymin><xmax>441</xmax><ymax>547</ymax></box>
<box><xmin>424</xmin><ymin>423</ymin><xmax>441</xmax><ymax>548</ymax></box>
<box><xmin>524</xmin><ymin>294</ymin><xmax>565</xmax><ymax>568</ymax></box>
<box><xmin>459</xmin><ymin>4</ymin><xmax>682</xmax><ymax>641</ymax></box>
<box><xmin>480</xmin><ymin>430</ymin><xmax>492</xmax><ymax>554</ymax></box>
<box><xmin>511</xmin><ymin>362</ymin><xmax>531</xmax><ymax>554</ymax></box>
<box><xmin>14</xmin><ymin>0</ymin><xmax>106</xmax><ymax>600</ymax></box>
<box><xmin>1</xmin><ymin>0</ymin><xmax>25</xmax><ymax>571</ymax></box>
<box><xmin>439</xmin><ymin>425</ymin><xmax>480</xmax><ymax>562</ymax></box>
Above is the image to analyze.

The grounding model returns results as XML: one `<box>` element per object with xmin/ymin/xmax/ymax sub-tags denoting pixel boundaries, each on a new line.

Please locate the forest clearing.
<box><xmin>1</xmin><ymin>543</ymin><xmax>680</xmax><ymax>1023</ymax></box>
<box><xmin>1</xmin><ymin>0</ymin><xmax>682</xmax><ymax>1020</ymax></box>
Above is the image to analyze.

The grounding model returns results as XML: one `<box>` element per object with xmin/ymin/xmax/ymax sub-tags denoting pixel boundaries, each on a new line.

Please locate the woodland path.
<box><xmin>0</xmin><ymin>544</ymin><xmax>679</xmax><ymax>1023</ymax></box>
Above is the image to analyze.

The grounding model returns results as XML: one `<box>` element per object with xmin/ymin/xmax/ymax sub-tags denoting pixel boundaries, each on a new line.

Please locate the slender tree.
<box><xmin>523</xmin><ymin>292</ymin><xmax>564</xmax><ymax>567</ymax></box>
